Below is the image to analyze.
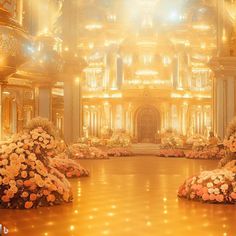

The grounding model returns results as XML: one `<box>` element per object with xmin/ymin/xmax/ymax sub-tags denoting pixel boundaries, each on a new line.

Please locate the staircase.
<box><xmin>131</xmin><ymin>143</ymin><xmax>160</xmax><ymax>156</ymax></box>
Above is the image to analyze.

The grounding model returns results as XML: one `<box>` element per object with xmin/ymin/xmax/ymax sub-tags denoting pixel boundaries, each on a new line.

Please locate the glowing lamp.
<box><xmin>192</xmin><ymin>24</ymin><xmax>210</xmax><ymax>30</ymax></box>
<box><xmin>135</xmin><ymin>70</ymin><xmax>159</xmax><ymax>76</ymax></box>
<box><xmin>85</xmin><ymin>23</ymin><xmax>103</xmax><ymax>30</ymax></box>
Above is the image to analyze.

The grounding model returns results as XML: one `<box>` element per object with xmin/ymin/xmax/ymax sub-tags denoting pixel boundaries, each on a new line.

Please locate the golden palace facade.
<box><xmin>0</xmin><ymin>0</ymin><xmax>236</xmax><ymax>143</ymax></box>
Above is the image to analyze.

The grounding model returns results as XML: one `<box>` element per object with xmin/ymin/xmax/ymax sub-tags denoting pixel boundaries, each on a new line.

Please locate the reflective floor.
<box><xmin>1</xmin><ymin>156</ymin><xmax>236</xmax><ymax>236</ymax></box>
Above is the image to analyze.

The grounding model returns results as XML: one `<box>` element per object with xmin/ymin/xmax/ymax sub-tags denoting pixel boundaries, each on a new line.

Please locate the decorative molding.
<box><xmin>210</xmin><ymin>56</ymin><xmax>236</xmax><ymax>77</ymax></box>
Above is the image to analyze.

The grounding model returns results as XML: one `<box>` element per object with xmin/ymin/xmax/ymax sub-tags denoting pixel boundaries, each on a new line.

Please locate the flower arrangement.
<box><xmin>156</xmin><ymin>149</ymin><xmax>185</xmax><ymax>158</ymax></box>
<box><xmin>0</xmin><ymin>125</ymin><xmax>72</xmax><ymax>209</ymax></box>
<box><xmin>27</xmin><ymin>118</ymin><xmax>89</xmax><ymax>178</ymax></box>
<box><xmin>50</xmin><ymin>157</ymin><xmax>89</xmax><ymax>178</ymax></box>
<box><xmin>223</xmin><ymin>117</ymin><xmax>236</xmax><ymax>156</ymax></box>
<box><xmin>107</xmin><ymin>129</ymin><xmax>131</xmax><ymax>148</ymax></box>
<box><xmin>107</xmin><ymin>147</ymin><xmax>133</xmax><ymax>157</ymax></box>
<box><xmin>224</xmin><ymin>135</ymin><xmax>236</xmax><ymax>153</ymax></box>
<box><xmin>77</xmin><ymin>136</ymin><xmax>103</xmax><ymax>147</ymax></box>
<box><xmin>88</xmin><ymin>147</ymin><xmax>108</xmax><ymax>159</ymax></box>
<box><xmin>160</xmin><ymin>133</ymin><xmax>184</xmax><ymax>149</ymax></box>
<box><xmin>178</xmin><ymin>117</ymin><xmax>236</xmax><ymax>204</ymax></box>
<box><xmin>178</xmin><ymin>169</ymin><xmax>236</xmax><ymax>203</ymax></box>
<box><xmin>69</xmin><ymin>143</ymin><xmax>88</xmax><ymax>158</ymax></box>
<box><xmin>186</xmin><ymin>146</ymin><xmax>225</xmax><ymax>160</ymax></box>
<box><xmin>186</xmin><ymin>134</ymin><xmax>208</xmax><ymax>150</ymax></box>
<box><xmin>101</xmin><ymin>127</ymin><xmax>113</xmax><ymax>139</ymax></box>
<box><xmin>69</xmin><ymin>143</ymin><xmax>108</xmax><ymax>159</ymax></box>
<box><xmin>26</xmin><ymin>116</ymin><xmax>58</xmax><ymax>138</ymax></box>
<box><xmin>219</xmin><ymin>117</ymin><xmax>236</xmax><ymax>167</ymax></box>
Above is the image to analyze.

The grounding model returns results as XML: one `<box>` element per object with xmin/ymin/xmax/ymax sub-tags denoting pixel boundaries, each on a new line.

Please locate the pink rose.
<box><xmin>202</xmin><ymin>187</ymin><xmax>208</xmax><ymax>194</ymax></box>
<box><xmin>216</xmin><ymin>194</ymin><xmax>224</xmax><ymax>202</ymax></box>
<box><xmin>196</xmin><ymin>189</ymin><xmax>203</xmax><ymax>196</ymax></box>
<box><xmin>202</xmin><ymin>193</ymin><xmax>210</xmax><ymax>201</ymax></box>
<box><xmin>191</xmin><ymin>184</ymin><xmax>197</xmax><ymax>190</ymax></box>
<box><xmin>196</xmin><ymin>185</ymin><xmax>202</xmax><ymax>190</ymax></box>
<box><xmin>230</xmin><ymin>192</ymin><xmax>236</xmax><ymax>200</ymax></box>
<box><xmin>209</xmin><ymin>194</ymin><xmax>215</xmax><ymax>201</ymax></box>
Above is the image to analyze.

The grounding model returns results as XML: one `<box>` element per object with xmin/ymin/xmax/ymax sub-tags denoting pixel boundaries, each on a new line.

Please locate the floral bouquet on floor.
<box><xmin>159</xmin><ymin>131</ymin><xmax>184</xmax><ymax>157</ymax></box>
<box><xmin>0</xmin><ymin>117</ymin><xmax>73</xmax><ymax>209</ymax></box>
<box><xmin>186</xmin><ymin>146</ymin><xmax>225</xmax><ymax>160</ymax></box>
<box><xmin>69</xmin><ymin>143</ymin><xmax>108</xmax><ymax>159</ymax></box>
<box><xmin>50</xmin><ymin>157</ymin><xmax>89</xmax><ymax>178</ymax></box>
<box><xmin>77</xmin><ymin>136</ymin><xmax>102</xmax><ymax>147</ymax></box>
<box><xmin>160</xmin><ymin>132</ymin><xmax>184</xmax><ymax>149</ymax></box>
<box><xmin>178</xmin><ymin>117</ymin><xmax>236</xmax><ymax>204</ymax></box>
<box><xmin>178</xmin><ymin>169</ymin><xmax>236</xmax><ymax>203</ymax></box>
<box><xmin>107</xmin><ymin>129</ymin><xmax>131</xmax><ymax>148</ymax></box>
<box><xmin>27</xmin><ymin>118</ymin><xmax>89</xmax><ymax>178</ymax></box>
<box><xmin>220</xmin><ymin>117</ymin><xmax>236</xmax><ymax>167</ymax></box>
<box><xmin>186</xmin><ymin>134</ymin><xmax>208</xmax><ymax>150</ymax></box>
<box><xmin>107</xmin><ymin>147</ymin><xmax>133</xmax><ymax>157</ymax></box>
<box><xmin>68</xmin><ymin>143</ymin><xmax>88</xmax><ymax>159</ymax></box>
<box><xmin>88</xmin><ymin>147</ymin><xmax>108</xmax><ymax>159</ymax></box>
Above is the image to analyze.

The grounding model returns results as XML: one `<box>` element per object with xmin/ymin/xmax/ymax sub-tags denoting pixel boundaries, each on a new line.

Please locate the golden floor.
<box><xmin>1</xmin><ymin>157</ymin><xmax>236</xmax><ymax>236</ymax></box>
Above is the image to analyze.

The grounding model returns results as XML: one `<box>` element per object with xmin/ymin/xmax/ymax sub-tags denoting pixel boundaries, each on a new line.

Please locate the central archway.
<box><xmin>135</xmin><ymin>106</ymin><xmax>161</xmax><ymax>143</ymax></box>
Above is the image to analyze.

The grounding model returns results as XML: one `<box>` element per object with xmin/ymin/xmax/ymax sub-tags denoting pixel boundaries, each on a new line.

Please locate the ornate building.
<box><xmin>0</xmin><ymin>0</ymin><xmax>234</xmax><ymax>143</ymax></box>
<box><xmin>77</xmin><ymin>0</ymin><xmax>214</xmax><ymax>142</ymax></box>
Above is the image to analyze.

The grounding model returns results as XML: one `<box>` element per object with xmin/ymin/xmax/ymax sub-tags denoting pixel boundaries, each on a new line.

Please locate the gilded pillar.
<box><xmin>35</xmin><ymin>85</ymin><xmax>52</xmax><ymax>119</ymax></box>
<box><xmin>178</xmin><ymin>104</ymin><xmax>182</xmax><ymax>133</ymax></box>
<box><xmin>123</xmin><ymin>106</ymin><xmax>126</xmax><ymax>130</ymax></box>
<box><xmin>64</xmin><ymin>78</ymin><xmax>81</xmax><ymax>143</ymax></box>
<box><xmin>97</xmin><ymin>106</ymin><xmax>101</xmax><ymax>137</ymax></box>
<box><xmin>181</xmin><ymin>103</ymin><xmax>188</xmax><ymax>135</ymax></box>
<box><xmin>104</xmin><ymin>54</ymin><xmax>110</xmax><ymax>90</ymax></box>
<box><xmin>64</xmin><ymin>79</ymin><xmax>73</xmax><ymax>143</ymax></box>
<box><xmin>214</xmin><ymin>77</ymin><xmax>227</xmax><ymax>138</ymax></box>
<box><xmin>17</xmin><ymin>90</ymin><xmax>24</xmax><ymax>133</ymax></box>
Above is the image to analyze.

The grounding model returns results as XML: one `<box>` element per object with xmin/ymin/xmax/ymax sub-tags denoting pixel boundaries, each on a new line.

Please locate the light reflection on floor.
<box><xmin>1</xmin><ymin>156</ymin><xmax>236</xmax><ymax>236</ymax></box>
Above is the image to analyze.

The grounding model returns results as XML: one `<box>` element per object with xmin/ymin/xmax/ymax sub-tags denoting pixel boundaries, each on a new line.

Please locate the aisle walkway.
<box><xmin>1</xmin><ymin>157</ymin><xmax>236</xmax><ymax>236</ymax></box>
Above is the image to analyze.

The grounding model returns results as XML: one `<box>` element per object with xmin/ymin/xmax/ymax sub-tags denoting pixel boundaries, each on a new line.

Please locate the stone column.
<box><xmin>64</xmin><ymin>78</ymin><xmax>81</xmax><ymax>144</ymax></box>
<box><xmin>110</xmin><ymin>105</ymin><xmax>114</xmax><ymax>130</ymax></box>
<box><xmin>35</xmin><ymin>85</ymin><xmax>52</xmax><ymax>119</ymax></box>
<box><xmin>162</xmin><ymin>104</ymin><xmax>167</xmax><ymax>131</ymax></box>
<box><xmin>181</xmin><ymin>103</ymin><xmax>188</xmax><ymax>135</ymax></box>
<box><xmin>210</xmin><ymin>53</ymin><xmax>236</xmax><ymax>138</ymax></box>
<box><xmin>214</xmin><ymin>78</ymin><xmax>224</xmax><ymax>138</ymax></box>
<box><xmin>178</xmin><ymin>104</ymin><xmax>182</xmax><ymax>133</ymax></box>
<box><xmin>226</xmin><ymin>78</ymin><xmax>235</xmax><ymax>124</ymax></box>
<box><xmin>214</xmin><ymin>76</ymin><xmax>235</xmax><ymax>138</ymax></box>
<box><xmin>97</xmin><ymin>106</ymin><xmax>101</xmax><ymax>137</ymax></box>
<box><xmin>130</xmin><ymin>109</ymin><xmax>134</xmax><ymax>137</ymax></box>
<box><xmin>16</xmin><ymin>90</ymin><xmax>24</xmax><ymax>133</ymax></box>
<box><xmin>104</xmin><ymin>54</ymin><xmax>110</xmax><ymax>90</ymax></box>
<box><xmin>123</xmin><ymin>106</ymin><xmax>127</xmax><ymax>131</ymax></box>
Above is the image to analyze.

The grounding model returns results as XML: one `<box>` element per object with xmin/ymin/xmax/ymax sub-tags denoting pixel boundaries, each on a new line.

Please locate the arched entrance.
<box><xmin>136</xmin><ymin>106</ymin><xmax>160</xmax><ymax>143</ymax></box>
